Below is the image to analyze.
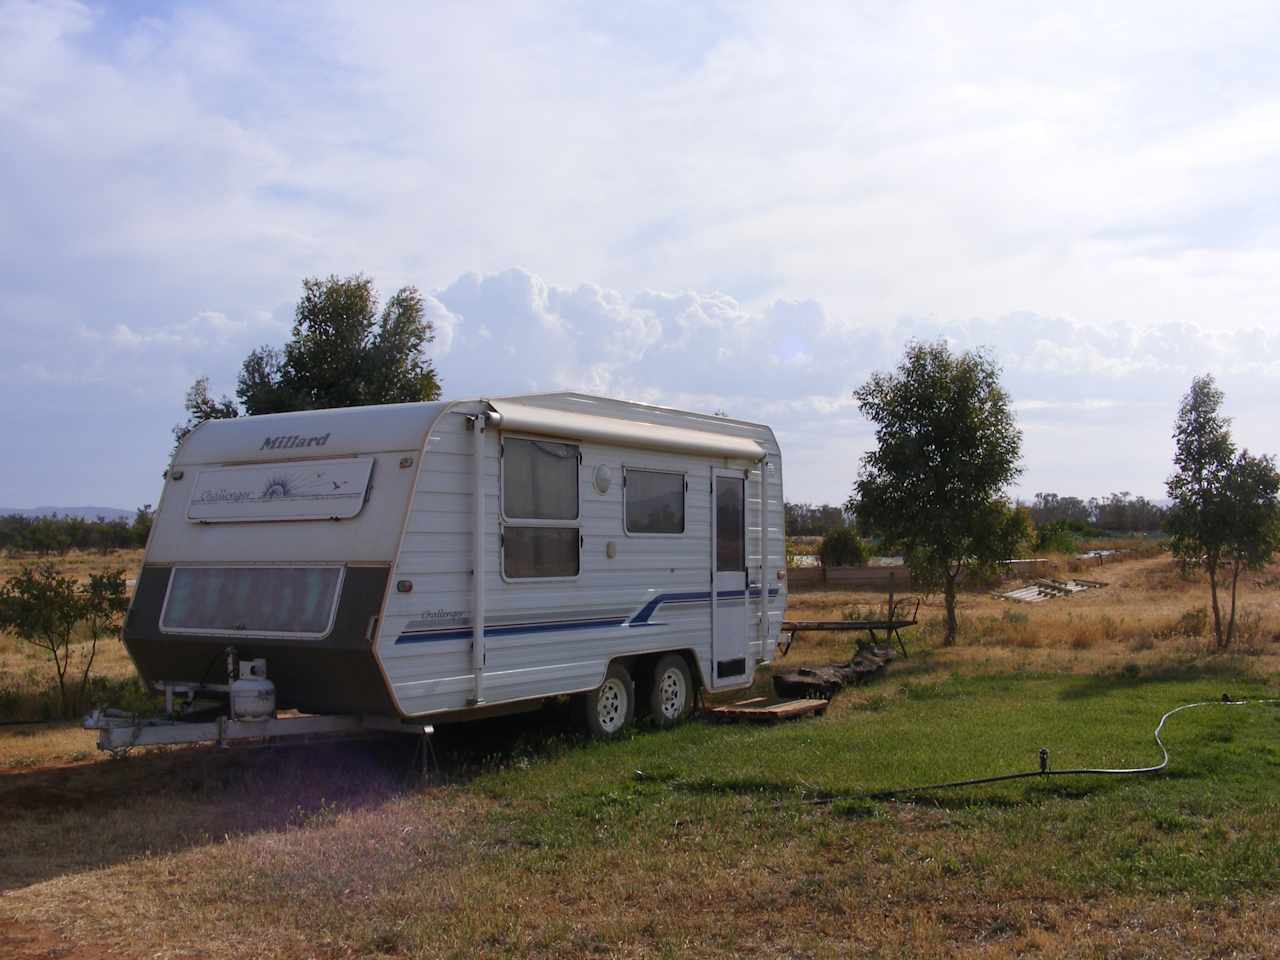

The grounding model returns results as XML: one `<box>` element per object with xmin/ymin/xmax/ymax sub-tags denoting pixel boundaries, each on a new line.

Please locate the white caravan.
<box><xmin>122</xmin><ymin>393</ymin><xmax>786</xmax><ymax>736</ymax></box>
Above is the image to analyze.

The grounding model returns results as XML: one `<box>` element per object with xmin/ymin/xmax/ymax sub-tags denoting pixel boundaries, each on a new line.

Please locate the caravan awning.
<box><xmin>486</xmin><ymin>400</ymin><xmax>766</xmax><ymax>460</ymax></box>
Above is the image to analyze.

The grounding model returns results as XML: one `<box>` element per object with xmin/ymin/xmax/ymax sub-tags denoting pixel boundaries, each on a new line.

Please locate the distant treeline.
<box><xmin>0</xmin><ymin>509</ymin><xmax>154</xmax><ymax>556</ymax></box>
<box><xmin>1025</xmin><ymin>492</ymin><xmax>1166</xmax><ymax>533</ymax></box>
<box><xmin>786</xmin><ymin>491</ymin><xmax>1167</xmax><ymax>539</ymax></box>
<box><xmin>784</xmin><ymin>502</ymin><xmax>853</xmax><ymax>537</ymax></box>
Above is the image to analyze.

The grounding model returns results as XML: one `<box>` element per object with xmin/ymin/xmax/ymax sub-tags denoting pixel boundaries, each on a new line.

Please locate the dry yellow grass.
<box><xmin>0</xmin><ymin>547</ymin><xmax>144</xmax><ymax>582</ymax></box>
<box><xmin>0</xmin><ymin>722</ymin><xmax>105</xmax><ymax>769</ymax></box>
<box><xmin>783</xmin><ymin>553</ymin><xmax>1280</xmax><ymax>680</ymax></box>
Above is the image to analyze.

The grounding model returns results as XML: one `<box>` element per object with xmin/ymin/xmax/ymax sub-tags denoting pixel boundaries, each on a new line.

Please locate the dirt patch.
<box><xmin>0</xmin><ymin>922</ymin><xmax>132</xmax><ymax>960</ymax></box>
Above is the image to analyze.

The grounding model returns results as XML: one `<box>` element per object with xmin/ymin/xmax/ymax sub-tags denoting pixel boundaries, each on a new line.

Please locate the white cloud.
<box><xmin>4</xmin><ymin>260</ymin><xmax>1280</xmax><ymax>507</ymax></box>
<box><xmin>423</xmin><ymin>267</ymin><xmax>1280</xmax><ymax>503</ymax></box>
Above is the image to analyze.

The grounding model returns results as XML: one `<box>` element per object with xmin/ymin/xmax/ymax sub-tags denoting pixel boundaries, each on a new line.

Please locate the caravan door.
<box><xmin>711</xmin><ymin>469</ymin><xmax>749</xmax><ymax>685</ymax></box>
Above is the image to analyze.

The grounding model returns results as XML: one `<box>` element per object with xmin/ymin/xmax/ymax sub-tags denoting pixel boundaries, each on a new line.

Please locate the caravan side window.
<box><xmin>501</xmin><ymin>438</ymin><xmax>580</xmax><ymax>578</ymax></box>
<box><xmin>624</xmin><ymin>468</ymin><xmax>685</xmax><ymax>535</ymax></box>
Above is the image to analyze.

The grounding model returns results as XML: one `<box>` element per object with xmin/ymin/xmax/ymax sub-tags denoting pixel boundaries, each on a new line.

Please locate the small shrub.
<box><xmin>1177</xmin><ymin>607</ymin><xmax>1209</xmax><ymax>638</ymax></box>
<box><xmin>1233</xmin><ymin>608</ymin><xmax>1265</xmax><ymax>654</ymax></box>
<box><xmin>0</xmin><ymin>564</ymin><xmax>128</xmax><ymax>718</ymax></box>
<box><xmin>84</xmin><ymin>675</ymin><xmax>162</xmax><ymax>714</ymax></box>
<box><xmin>1070</xmin><ymin>633</ymin><xmax>1095</xmax><ymax>651</ymax></box>
<box><xmin>1036</xmin><ymin>521</ymin><xmax>1082</xmax><ymax>554</ymax></box>
<box><xmin>819</xmin><ymin>527</ymin><xmax>867</xmax><ymax>567</ymax></box>
<box><xmin>0</xmin><ymin>683</ymin><xmax>21</xmax><ymax>717</ymax></box>
<box><xmin>965</xmin><ymin>564</ymin><xmax>1004</xmax><ymax>590</ymax></box>
<box><xmin>1155</xmin><ymin>607</ymin><xmax>1209</xmax><ymax>640</ymax></box>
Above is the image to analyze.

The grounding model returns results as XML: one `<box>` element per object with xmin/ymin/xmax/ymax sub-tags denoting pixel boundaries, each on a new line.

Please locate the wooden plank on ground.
<box><xmin>704</xmin><ymin>698</ymin><xmax>828</xmax><ymax>722</ymax></box>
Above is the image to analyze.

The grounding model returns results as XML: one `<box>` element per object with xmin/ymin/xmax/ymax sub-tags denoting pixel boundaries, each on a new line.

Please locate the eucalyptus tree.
<box><xmin>850</xmin><ymin>340</ymin><xmax>1023</xmax><ymax>645</ymax></box>
<box><xmin>1166</xmin><ymin>375</ymin><xmax>1280</xmax><ymax>648</ymax></box>
<box><xmin>176</xmin><ymin>274</ymin><xmax>442</xmax><ymax>443</ymax></box>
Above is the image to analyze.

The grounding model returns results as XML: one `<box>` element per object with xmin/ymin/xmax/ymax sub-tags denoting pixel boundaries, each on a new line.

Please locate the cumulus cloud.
<box><xmin>4</xmin><ymin>260</ymin><xmax>1280</xmax><ymax>507</ymax></box>
<box><xmin>421</xmin><ymin>268</ymin><xmax>1280</xmax><ymax>503</ymax></box>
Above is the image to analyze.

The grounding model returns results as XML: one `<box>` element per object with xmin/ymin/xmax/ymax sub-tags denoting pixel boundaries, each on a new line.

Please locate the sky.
<box><xmin>2</xmin><ymin>0</ymin><xmax>1279</xmax><ymax>510</ymax></box>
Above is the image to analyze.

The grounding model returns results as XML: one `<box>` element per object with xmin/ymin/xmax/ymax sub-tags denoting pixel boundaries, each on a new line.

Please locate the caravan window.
<box><xmin>160</xmin><ymin>566</ymin><xmax>344</xmax><ymax>639</ymax></box>
<box><xmin>501</xmin><ymin>437</ymin><xmax>580</xmax><ymax>579</ymax></box>
<box><xmin>624</xmin><ymin>469</ymin><xmax>685</xmax><ymax>534</ymax></box>
<box><xmin>501</xmin><ymin>439</ymin><xmax>579</xmax><ymax>520</ymax></box>
<box><xmin>502</xmin><ymin>526</ymin><xmax>580</xmax><ymax>578</ymax></box>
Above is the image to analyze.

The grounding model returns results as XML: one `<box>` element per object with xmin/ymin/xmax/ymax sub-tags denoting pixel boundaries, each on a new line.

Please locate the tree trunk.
<box><xmin>943</xmin><ymin>570</ymin><xmax>958</xmax><ymax>646</ymax></box>
<box><xmin>1226</xmin><ymin>561</ymin><xmax>1242</xmax><ymax>649</ymax></box>
<box><xmin>53</xmin><ymin>649</ymin><xmax>69</xmax><ymax>718</ymax></box>
<box><xmin>1207</xmin><ymin>559</ymin><xmax>1224</xmax><ymax>649</ymax></box>
<box><xmin>76</xmin><ymin>632</ymin><xmax>99</xmax><ymax>717</ymax></box>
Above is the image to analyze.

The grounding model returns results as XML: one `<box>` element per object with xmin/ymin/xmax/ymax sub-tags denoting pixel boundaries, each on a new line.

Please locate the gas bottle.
<box><xmin>230</xmin><ymin>658</ymin><xmax>276</xmax><ymax>721</ymax></box>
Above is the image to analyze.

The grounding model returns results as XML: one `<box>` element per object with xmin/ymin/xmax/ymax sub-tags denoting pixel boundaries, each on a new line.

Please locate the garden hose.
<box><xmin>800</xmin><ymin>695</ymin><xmax>1280</xmax><ymax>805</ymax></box>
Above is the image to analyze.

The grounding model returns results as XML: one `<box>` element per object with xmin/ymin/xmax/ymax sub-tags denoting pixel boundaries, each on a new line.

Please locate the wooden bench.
<box><xmin>780</xmin><ymin>595</ymin><xmax>920</xmax><ymax>658</ymax></box>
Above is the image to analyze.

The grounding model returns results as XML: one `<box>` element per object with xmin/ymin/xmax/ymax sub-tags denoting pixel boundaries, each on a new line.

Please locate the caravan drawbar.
<box><xmin>109</xmin><ymin>393</ymin><xmax>786</xmax><ymax>743</ymax></box>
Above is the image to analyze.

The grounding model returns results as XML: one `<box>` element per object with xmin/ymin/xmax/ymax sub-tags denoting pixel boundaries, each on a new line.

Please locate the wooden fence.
<box><xmin>787</xmin><ymin>558</ymin><xmax>1061</xmax><ymax>591</ymax></box>
<box><xmin>786</xmin><ymin>565</ymin><xmax>913</xmax><ymax>591</ymax></box>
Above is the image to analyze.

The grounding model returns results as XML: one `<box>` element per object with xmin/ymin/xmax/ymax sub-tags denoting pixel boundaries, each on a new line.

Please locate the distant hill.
<box><xmin>0</xmin><ymin>506</ymin><xmax>135</xmax><ymax>522</ymax></box>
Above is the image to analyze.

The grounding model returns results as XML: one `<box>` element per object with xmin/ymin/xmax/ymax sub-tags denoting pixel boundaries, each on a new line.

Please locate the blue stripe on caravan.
<box><xmin>396</xmin><ymin>617</ymin><xmax>627</xmax><ymax>645</ymax></box>
<box><xmin>624</xmin><ymin>585</ymin><xmax>780</xmax><ymax>626</ymax></box>
<box><xmin>393</xmin><ymin>587</ymin><xmax>781</xmax><ymax>645</ymax></box>
<box><xmin>628</xmin><ymin>590</ymin><xmax>710</xmax><ymax>625</ymax></box>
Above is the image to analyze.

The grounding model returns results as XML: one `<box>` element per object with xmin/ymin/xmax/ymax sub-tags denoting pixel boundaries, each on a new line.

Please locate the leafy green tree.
<box><xmin>1035</xmin><ymin>519</ymin><xmax>1083</xmax><ymax>554</ymax></box>
<box><xmin>818</xmin><ymin>526</ymin><xmax>868</xmax><ymax>567</ymax></box>
<box><xmin>131</xmin><ymin>505</ymin><xmax>154</xmax><ymax>549</ymax></box>
<box><xmin>1167</xmin><ymin>377</ymin><xmax>1280</xmax><ymax>649</ymax></box>
<box><xmin>28</xmin><ymin>515</ymin><xmax>70</xmax><ymax>556</ymax></box>
<box><xmin>238</xmin><ymin>275</ymin><xmax>441</xmax><ymax>414</ymax></box>
<box><xmin>850</xmin><ymin>340</ymin><xmax>1023</xmax><ymax>645</ymax></box>
<box><xmin>1218</xmin><ymin>451</ymin><xmax>1280</xmax><ymax>646</ymax></box>
<box><xmin>1029</xmin><ymin>492</ymin><xmax>1092</xmax><ymax>527</ymax></box>
<box><xmin>236</xmin><ymin>345</ymin><xmax>298</xmax><ymax>416</ymax></box>
<box><xmin>0</xmin><ymin>565</ymin><xmax>128</xmax><ymax>717</ymax></box>
<box><xmin>173</xmin><ymin>376</ymin><xmax>239</xmax><ymax>445</ymax></box>
<box><xmin>176</xmin><ymin>275</ymin><xmax>442</xmax><ymax>445</ymax></box>
<box><xmin>784</xmin><ymin>502</ymin><xmax>851</xmax><ymax>536</ymax></box>
<box><xmin>991</xmin><ymin>502</ymin><xmax>1037</xmax><ymax>561</ymax></box>
<box><xmin>1166</xmin><ymin>375</ymin><xmax>1237</xmax><ymax>646</ymax></box>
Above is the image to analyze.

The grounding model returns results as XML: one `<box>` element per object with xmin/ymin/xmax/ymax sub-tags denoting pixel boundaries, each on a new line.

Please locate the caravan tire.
<box><xmin>648</xmin><ymin>654</ymin><xmax>693</xmax><ymax>727</ymax></box>
<box><xmin>579</xmin><ymin>663</ymin><xmax>635</xmax><ymax>739</ymax></box>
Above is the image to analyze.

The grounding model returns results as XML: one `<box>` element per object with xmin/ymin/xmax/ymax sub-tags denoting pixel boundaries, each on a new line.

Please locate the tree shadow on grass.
<box><xmin>640</xmin><ymin>766</ymin><xmax>1140</xmax><ymax>820</ymax></box>
<box><xmin>1057</xmin><ymin>659</ymin><xmax>1268</xmax><ymax>701</ymax></box>
<box><xmin>827</xmin><ymin>774</ymin><xmax>1140</xmax><ymax>819</ymax></box>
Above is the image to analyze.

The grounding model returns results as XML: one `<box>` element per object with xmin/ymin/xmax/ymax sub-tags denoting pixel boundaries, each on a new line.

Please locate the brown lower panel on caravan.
<box><xmin>124</xmin><ymin>564</ymin><xmax>398</xmax><ymax>717</ymax></box>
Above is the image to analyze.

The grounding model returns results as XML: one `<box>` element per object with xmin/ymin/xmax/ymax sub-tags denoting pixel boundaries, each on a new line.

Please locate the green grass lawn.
<box><xmin>474</xmin><ymin>670</ymin><xmax>1280</xmax><ymax>901</ymax></box>
<box><xmin>3</xmin><ymin>667</ymin><xmax>1278</xmax><ymax>958</ymax></box>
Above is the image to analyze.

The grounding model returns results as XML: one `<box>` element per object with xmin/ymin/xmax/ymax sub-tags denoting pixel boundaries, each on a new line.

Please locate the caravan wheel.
<box><xmin>579</xmin><ymin>663</ymin><xmax>635</xmax><ymax>738</ymax></box>
<box><xmin>648</xmin><ymin>654</ymin><xmax>693</xmax><ymax>727</ymax></box>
